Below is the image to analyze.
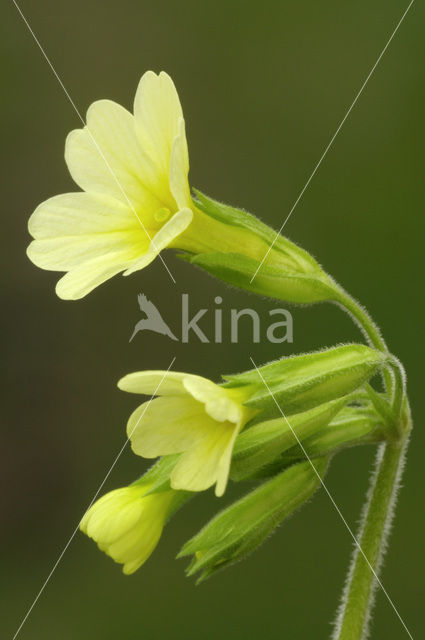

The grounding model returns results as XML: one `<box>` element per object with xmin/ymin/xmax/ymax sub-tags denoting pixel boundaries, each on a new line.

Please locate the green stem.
<box><xmin>332</xmin><ymin>435</ymin><xmax>410</xmax><ymax>640</ymax></box>
<box><xmin>334</xmin><ymin>287</ymin><xmax>388</xmax><ymax>352</ymax></box>
<box><xmin>329</xmin><ymin>281</ymin><xmax>412</xmax><ymax>638</ymax></box>
<box><xmin>333</xmin><ymin>285</ymin><xmax>394</xmax><ymax>395</ymax></box>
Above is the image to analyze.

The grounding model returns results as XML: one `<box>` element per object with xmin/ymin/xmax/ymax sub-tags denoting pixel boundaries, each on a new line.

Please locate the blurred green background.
<box><xmin>2</xmin><ymin>1</ymin><xmax>423</xmax><ymax>638</ymax></box>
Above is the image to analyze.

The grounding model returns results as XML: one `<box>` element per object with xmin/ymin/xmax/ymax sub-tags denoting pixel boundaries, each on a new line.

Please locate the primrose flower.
<box><xmin>80</xmin><ymin>482</ymin><xmax>175</xmax><ymax>574</ymax></box>
<box><xmin>27</xmin><ymin>71</ymin><xmax>192</xmax><ymax>299</ymax></box>
<box><xmin>26</xmin><ymin>71</ymin><xmax>274</xmax><ymax>300</ymax></box>
<box><xmin>27</xmin><ymin>70</ymin><xmax>330</xmax><ymax>303</ymax></box>
<box><xmin>118</xmin><ymin>371</ymin><xmax>256</xmax><ymax>497</ymax></box>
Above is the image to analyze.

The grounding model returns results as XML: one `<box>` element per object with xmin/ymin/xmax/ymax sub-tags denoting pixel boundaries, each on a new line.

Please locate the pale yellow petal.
<box><xmin>127</xmin><ymin>396</ymin><xmax>217</xmax><ymax>457</ymax></box>
<box><xmin>81</xmin><ymin>488</ymin><xmax>144</xmax><ymax>545</ymax></box>
<box><xmin>123</xmin><ymin>207</ymin><xmax>193</xmax><ymax>276</ymax></box>
<box><xmin>27</xmin><ymin>191</ymin><xmax>145</xmax><ymax>273</ymax></box>
<box><xmin>170</xmin><ymin>422</ymin><xmax>239</xmax><ymax>496</ymax></box>
<box><xmin>118</xmin><ymin>371</ymin><xmax>188</xmax><ymax>396</ymax></box>
<box><xmin>169</xmin><ymin>118</ymin><xmax>191</xmax><ymax>209</ymax></box>
<box><xmin>65</xmin><ymin>99</ymin><xmax>172</xmax><ymax>212</ymax></box>
<box><xmin>214</xmin><ymin>422</ymin><xmax>242</xmax><ymax>497</ymax></box>
<box><xmin>107</xmin><ymin>503</ymin><xmax>163</xmax><ymax>572</ymax></box>
<box><xmin>118</xmin><ymin>370</ymin><xmax>221</xmax><ymax>398</ymax></box>
<box><xmin>134</xmin><ymin>71</ymin><xmax>183</xmax><ymax>178</ymax></box>
<box><xmin>28</xmin><ymin>192</ymin><xmax>137</xmax><ymax>238</ymax></box>
<box><xmin>182</xmin><ymin>377</ymin><xmax>244</xmax><ymax>424</ymax></box>
<box><xmin>86</xmin><ymin>488</ymin><xmax>172</xmax><ymax>574</ymax></box>
<box><xmin>27</xmin><ymin>228</ymin><xmax>145</xmax><ymax>272</ymax></box>
<box><xmin>116</xmin><ymin>524</ymin><xmax>162</xmax><ymax>574</ymax></box>
<box><xmin>55</xmin><ymin>245</ymin><xmax>142</xmax><ymax>299</ymax></box>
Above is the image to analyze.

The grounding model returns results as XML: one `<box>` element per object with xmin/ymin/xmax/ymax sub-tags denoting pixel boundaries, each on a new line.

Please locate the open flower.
<box><xmin>118</xmin><ymin>371</ymin><xmax>256</xmax><ymax>497</ymax></box>
<box><xmin>27</xmin><ymin>71</ymin><xmax>195</xmax><ymax>299</ymax></box>
<box><xmin>80</xmin><ymin>482</ymin><xmax>175</xmax><ymax>574</ymax></box>
<box><xmin>27</xmin><ymin>70</ymin><xmax>324</xmax><ymax>303</ymax></box>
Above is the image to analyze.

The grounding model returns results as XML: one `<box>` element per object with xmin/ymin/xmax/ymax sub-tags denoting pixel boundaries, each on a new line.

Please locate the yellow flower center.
<box><xmin>154</xmin><ymin>207</ymin><xmax>171</xmax><ymax>224</ymax></box>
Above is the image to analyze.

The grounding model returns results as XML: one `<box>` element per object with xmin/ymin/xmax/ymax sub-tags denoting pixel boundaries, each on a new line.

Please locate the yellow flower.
<box><xmin>118</xmin><ymin>371</ymin><xmax>256</xmax><ymax>497</ymax></box>
<box><xmin>80</xmin><ymin>482</ymin><xmax>174</xmax><ymax>574</ymax></box>
<box><xmin>26</xmin><ymin>70</ymin><xmax>273</xmax><ymax>300</ymax></box>
<box><xmin>27</xmin><ymin>71</ymin><xmax>192</xmax><ymax>299</ymax></box>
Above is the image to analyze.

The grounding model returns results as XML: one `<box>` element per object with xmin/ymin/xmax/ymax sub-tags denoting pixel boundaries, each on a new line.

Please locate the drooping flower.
<box><xmin>118</xmin><ymin>371</ymin><xmax>256</xmax><ymax>497</ymax></box>
<box><xmin>80</xmin><ymin>481</ymin><xmax>176</xmax><ymax>574</ymax></box>
<box><xmin>118</xmin><ymin>346</ymin><xmax>387</xmax><ymax>497</ymax></box>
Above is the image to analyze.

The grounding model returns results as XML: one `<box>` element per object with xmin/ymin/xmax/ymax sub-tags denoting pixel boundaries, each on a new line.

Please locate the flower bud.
<box><xmin>80</xmin><ymin>457</ymin><xmax>189</xmax><ymax>574</ymax></box>
<box><xmin>231</xmin><ymin>397</ymin><xmax>346</xmax><ymax>481</ymax></box>
<box><xmin>249</xmin><ymin>403</ymin><xmax>384</xmax><ymax>479</ymax></box>
<box><xmin>224</xmin><ymin>344</ymin><xmax>388</xmax><ymax>418</ymax></box>
<box><xmin>178</xmin><ymin>457</ymin><xmax>328</xmax><ymax>582</ymax></box>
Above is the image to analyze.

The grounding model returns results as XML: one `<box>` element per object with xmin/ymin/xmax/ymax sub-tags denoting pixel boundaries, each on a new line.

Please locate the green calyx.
<box><xmin>224</xmin><ymin>344</ymin><xmax>388</xmax><ymax>418</ymax></box>
<box><xmin>178</xmin><ymin>457</ymin><xmax>329</xmax><ymax>582</ymax></box>
<box><xmin>231</xmin><ymin>397</ymin><xmax>347</xmax><ymax>480</ymax></box>
<box><xmin>181</xmin><ymin>190</ymin><xmax>336</xmax><ymax>304</ymax></box>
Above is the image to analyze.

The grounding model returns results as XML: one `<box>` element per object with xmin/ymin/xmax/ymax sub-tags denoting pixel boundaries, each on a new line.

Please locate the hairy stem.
<box><xmin>328</xmin><ymin>281</ymin><xmax>412</xmax><ymax>638</ymax></box>
<box><xmin>332</xmin><ymin>286</ymin><xmax>393</xmax><ymax>395</ymax></box>
<box><xmin>332</xmin><ymin>435</ymin><xmax>410</xmax><ymax>640</ymax></box>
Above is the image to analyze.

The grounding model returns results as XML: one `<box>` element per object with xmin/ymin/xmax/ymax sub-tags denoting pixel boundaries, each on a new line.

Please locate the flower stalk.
<box><xmin>332</xmin><ymin>434</ymin><xmax>410</xmax><ymax>640</ymax></box>
<box><xmin>328</xmin><ymin>285</ymin><xmax>411</xmax><ymax>638</ymax></box>
<box><xmin>332</xmin><ymin>286</ymin><xmax>394</xmax><ymax>394</ymax></box>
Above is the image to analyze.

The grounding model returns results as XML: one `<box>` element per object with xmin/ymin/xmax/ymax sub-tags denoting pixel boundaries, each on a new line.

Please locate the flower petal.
<box><xmin>65</xmin><ymin>99</ymin><xmax>172</xmax><ymax>212</ymax></box>
<box><xmin>127</xmin><ymin>396</ymin><xmax>217</xmax><ymax>457</ymax></box>
<box><xmin>118</xmin><ymin>370</ymin><xmax>220</xmax><ymax>397</ymax></box>
<box><xmin>183</xmin><ymin>377</ymin><xmax>244</xmax><ymax>424</ymax></box>
<box><xmin>113</xmin><ymin>522</ymin><xmax>162</xmax><ymax>574</ymax></box>
<box><xmin>123</xmin><ymin>207</ymin><xmax>193</xmax><ymax>276</ymax></box>
<box><xmin>81</xmin><ymin>487</ymin><xmax>144</xmax><ymax>545</ymax></box>
<box><xmin>169</xmin><ymin>118</ymin><xmax>191</xmax><ymax>209</ymax></box>
<box><xmin>134</xmin><ymin>71</ymin><xmax>184</xmax><ymax>179</ymax></box>
<box><xmin>27</xmin><ymin>228</ymin><xmax>145</xmax><ymax>272</ymax></box>
<box><xmin>170</xmin><ymin>421</ymin><xmax>240</xmax><ymax>496</ymax></box>
<box><xmin>27</xmin><ymin>192</ymin><xmax>144</xmax><ymax>273</ymax></box>
<box><xmin>28</xmin><ymin>192</ymin><xmax>137</xmax><ymax>239</ymax></box>
<box><xmin>55</xmin><ymin>246</ymin><xmax>142</xmax><ymax>299</ymax></box>
<box><xmin>118</xmin><ymin>371</ymin><xmax>188</xmax><ymax>396</ymax></box>
<box><xmin>80</xmin><ymin>484</ymin><xmax>174</xmax><ymax>574</ymax></box>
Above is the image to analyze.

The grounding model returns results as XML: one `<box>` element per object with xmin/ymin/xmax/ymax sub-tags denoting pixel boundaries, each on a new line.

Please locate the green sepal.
<box><xmin>231</xmin><ymin>397</ymin><xmax>346</xmax><ymax>481</ymax></box>
<box><xmin>188</xmin><ymin>251</ymin><xmax>335</xmax><ymax>304</ymax></box>
<box><xmin>224</xmin><ymin>344</ymin><xmax>388</xmax><ymax>418</ymax></box>
<box><xmin>178</xmin><ymin>457</ymin><xmax>328</xmax><ymax>582</ymax></box>
<box><xmin>364</xmin><ymin>383</ymin><xmax>397</xmax><ymax>434</ymax></box>
<box><xmin>131</xmin><ymin>455</ymin><xmax>193</xmax><ymax>522</ymax></box>
<box><xmin>250</xmin><ymin>404</ymin><xmax>384</xmax><ymax>479</ymax></box>
<box><xmin>192</xmin><ymin>189</ymin><xmax>318</xmax><ymax>272</ymax></box>
<box><xmin>132</xmin><ymin>454</ymin><xmax>180</xmax><ymax>495</ymax></box>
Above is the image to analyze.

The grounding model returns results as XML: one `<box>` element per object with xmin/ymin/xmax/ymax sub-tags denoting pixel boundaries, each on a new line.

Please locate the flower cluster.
<box><xmin>80</xmin><ymin>344</ymin><xmax>386</xmax><ymax>573</ymax></box>
<box><xmin>27</xmin><ymin>71</ymin><xmax>394</xmax><ymax>578</ymax></box>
